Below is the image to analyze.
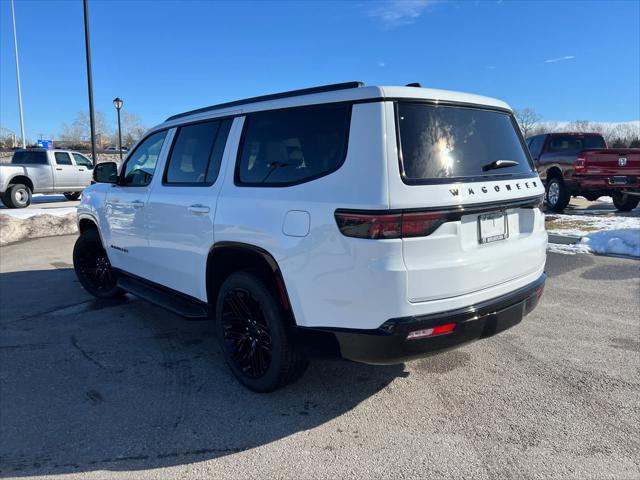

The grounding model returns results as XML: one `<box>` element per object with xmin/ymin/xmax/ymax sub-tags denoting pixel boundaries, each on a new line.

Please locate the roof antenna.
<box><xmin>406</xmin><ymin>82</ymin><xmax>422</xmax><ymax>87</ymax></box>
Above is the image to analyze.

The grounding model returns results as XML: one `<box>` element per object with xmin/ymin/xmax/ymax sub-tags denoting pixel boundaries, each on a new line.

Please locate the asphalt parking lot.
<box><xmin>0</xmin><ymin>235</ymin><xmax>638</xmax><ymax>479</ymax></box>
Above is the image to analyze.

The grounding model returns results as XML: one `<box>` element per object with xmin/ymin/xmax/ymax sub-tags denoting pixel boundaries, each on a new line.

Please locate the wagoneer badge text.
<box><xmin>449</xmin><ymin>180</ymin><xmax>538</xmax><ymax>197</ymax></box>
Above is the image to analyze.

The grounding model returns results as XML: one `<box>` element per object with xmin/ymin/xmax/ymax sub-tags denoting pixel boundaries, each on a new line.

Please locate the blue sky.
<box><xmin>1</xmin><ymin>0</ymin><xmax>638</xmax><ymax>140</ymax></box>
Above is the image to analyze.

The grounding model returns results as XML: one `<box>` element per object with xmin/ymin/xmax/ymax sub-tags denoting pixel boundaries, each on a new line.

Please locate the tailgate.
<box><xmin>583</xmin><ymin>150</ymin><xmax>640</xmax><ymax>176</ymax></box>
<box><xmin>402</xmin><ymin>200</ymin><xmax>547</xmax><ymax>302</ymax></box>
<box><xmin>387</xmin><ymin>101</ymin><xmax>547</xmax><ymax>303</ymax></box>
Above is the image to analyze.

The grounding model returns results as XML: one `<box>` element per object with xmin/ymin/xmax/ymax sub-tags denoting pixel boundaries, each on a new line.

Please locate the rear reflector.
<box><xmin>335</xmin><ymin>210</ymin><xmax>451</xmax><ymax>239</ymax></box>
<box><xmin>406</xmin><ymin>322</ymin><xmax>456</xmax><ymax>340</ymax></box>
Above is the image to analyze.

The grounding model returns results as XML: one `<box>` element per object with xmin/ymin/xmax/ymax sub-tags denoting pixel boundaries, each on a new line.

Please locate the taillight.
<box><xmin>401</xmin><ymin>211</ymin><xmax>450</xmax><ymax>238</ymax></box>
<box><xmin>335</xmin><ymin>210</ymin><xmax>451</xmax><ymax>239</ymax></box>
<box><xmin>334</xmin><ymin>212</ymin><xmax>401</xmax><ymax>239</ymax></box>
<box><xmin>574</xmin><ymin>154</ymin><xmax>587</xmax><ymax>173</ymax></box>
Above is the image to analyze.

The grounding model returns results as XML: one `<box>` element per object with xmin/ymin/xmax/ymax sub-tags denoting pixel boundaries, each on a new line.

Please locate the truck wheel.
<box><xmin>73</xmin><ymin>229</ymin><xmax>124</xmax><ymax>299</ymax></box>
<box><xmin>6</xmin><ymin>183</ymin><xmax>32</xmax><ymax>208</ymax></box>
<box><xmin>545</xmin><ymin>177</ymin><xmax>570</xmax><ymax>212</ymax></box>
<box><xmin>215</xmin><ymin>271</ymin><xmax>308</xmax><ymax>393</ymax></box>
<box><xmin>64</xmin><ymin>192</ymin><xmax>82</xmax><ymax>201</ymax></box>
<box><xmin>612</xmin><ymin>193</ymin><xmax>640</xmax><ymax>212</ymax></box>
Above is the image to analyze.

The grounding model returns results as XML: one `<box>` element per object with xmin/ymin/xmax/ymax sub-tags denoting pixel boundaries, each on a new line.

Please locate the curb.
<box><xmin>547</xmin><ymin>233</ymin><xmax>582</xmax><ymax>245</ymax></box>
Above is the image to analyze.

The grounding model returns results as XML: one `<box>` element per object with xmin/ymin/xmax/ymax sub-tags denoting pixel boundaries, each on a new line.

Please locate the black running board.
<box><xmin>117</xmin><ymin>274</ymin><xmax>209</xmax><ymax>319</ymax></box>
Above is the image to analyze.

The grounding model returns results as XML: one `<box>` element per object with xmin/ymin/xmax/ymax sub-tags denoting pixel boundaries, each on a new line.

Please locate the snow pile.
<box><xmin>581</xmin><ymin>229</ymin><xmax>640</xmax><ymax>257</ymax></box>
<box><xmin>0</xmin><ymin>195</ymin><xmax>79</xmax><ymax>244</ymax></box>
<box><xmin>547</xmin><ymin>242</ymin><xmax>592</xmax><ymax>255</ymax></box>
<box><xmin>0</xmin><ymin>195</ymin><xmax>79</xmax><ymax>245</ymax></box>
<box><xmin>0</xmin><ymin>206</ymin><xmax>77</xmax><ymax>220</ymax></box>
<box><xmin>546</xmin><ymin>212</ymin><xmax>640</xmax><ymax>258</ymax></box>
<box><xmin>545</xmin><ymin>213</ymin><xmax>640</xmax><ymax>237</ymax></box>
<box><xmin>0</xmin><ymin>211</ymin><xmax>77</xmax><ymax>246</ymax></box>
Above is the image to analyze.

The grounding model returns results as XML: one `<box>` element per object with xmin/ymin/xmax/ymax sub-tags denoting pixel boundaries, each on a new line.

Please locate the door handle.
<box><xmin>188</xmin><ymin>204</ymin><xmax>210</xmax><ymax>214</ymax></box>
<box><xmin>131</xmin><ymin>200</ymin><xmax>145</xmax><ymax>209</ymax></box>
<box><xmin>78</xmin><ymin>168</ymin><xmax>85</xmax><ymax>171</ymax></box>
<box><xmin>56</xmin><ymin>167</ymin><xmax>63</xmax><ymax>171</ymax></box>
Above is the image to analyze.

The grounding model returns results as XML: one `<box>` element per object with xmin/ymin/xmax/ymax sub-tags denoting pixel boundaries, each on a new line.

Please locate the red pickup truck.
<box><xmin>527</xmin><ymin>132</ymin><xmax>640</xmax><ymax>212</ymax></box>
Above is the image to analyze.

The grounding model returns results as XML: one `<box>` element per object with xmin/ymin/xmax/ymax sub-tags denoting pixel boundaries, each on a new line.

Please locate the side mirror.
<box><xmin>93</xmin><ymin>162</ymin><xmax>118</xmax><ymax>184</ymax></box>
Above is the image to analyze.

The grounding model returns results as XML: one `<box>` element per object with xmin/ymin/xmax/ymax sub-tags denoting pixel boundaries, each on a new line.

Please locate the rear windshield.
<box><xmin>397</xmin><ymin>103</ymin><xmax>533</xmax><ymax>182</ymax></box>
<box><xmin>11</xmin><ymin>151</ymin><xmax>48</xmax><ymax>165</ymax></box>
<box><xmin>548</xmin><ymin>135</ymin><xmax>606</xmax><ymax>152</ymax></box>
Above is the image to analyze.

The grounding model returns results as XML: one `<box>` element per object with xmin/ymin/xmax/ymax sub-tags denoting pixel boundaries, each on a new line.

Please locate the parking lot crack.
<box><xmin>70</xmin><ymin>335</ymin><xmax>105</xmax><ymax>369</ymax></box>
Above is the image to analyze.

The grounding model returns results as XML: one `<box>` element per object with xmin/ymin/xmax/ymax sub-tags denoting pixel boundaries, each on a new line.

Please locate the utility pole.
<box><xmin>10</xmin><ymin>0</ymin><xmax>26</xmax><ymax>148</ymax></box>
<box><xmin>83</xmin><ymin>0</ymin><xmax>98</xmax><ymax>165</ymax></box>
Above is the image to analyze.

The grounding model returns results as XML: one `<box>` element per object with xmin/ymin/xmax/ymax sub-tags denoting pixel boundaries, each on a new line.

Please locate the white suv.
<box><xmin>74</xmin><ymin>82</ymin><xmax>547</xmax><ymax>392</ymax></box>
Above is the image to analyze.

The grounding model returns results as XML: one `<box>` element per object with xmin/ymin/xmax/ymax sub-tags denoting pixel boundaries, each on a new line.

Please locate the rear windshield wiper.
<box><xmin>482</xmin><ymin>159</ymin><xmax>519</xmax><ymax>172</ymax></box>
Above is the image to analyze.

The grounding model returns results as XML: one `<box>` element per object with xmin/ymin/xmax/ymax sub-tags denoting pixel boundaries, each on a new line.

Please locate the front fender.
<box><xmin>77</xmin><ymin>183</ymin><xmax>110</xmax><ymax>250</ymax></box>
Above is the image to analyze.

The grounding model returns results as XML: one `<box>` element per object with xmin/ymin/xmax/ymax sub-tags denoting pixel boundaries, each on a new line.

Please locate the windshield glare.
<box><xmin>397</xmin><ymin>103</ymin><xmax>534</xmax><ymax>182</ymax></box>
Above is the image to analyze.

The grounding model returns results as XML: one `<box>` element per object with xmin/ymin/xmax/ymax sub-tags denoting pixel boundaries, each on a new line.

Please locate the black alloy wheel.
<box><xmin>221</xmin><ymin>287</ymin><xmax>273</xmax><ymax>378</ymax></box>
<box><xmin>73</xmin><ymin>229</ymin><xmax>124</xmax><ymax>298</ymax></box>
<box><xmin>215</xmin><ymin>271</ymin><xmax>308</xmax><ymax>392</ymax></box>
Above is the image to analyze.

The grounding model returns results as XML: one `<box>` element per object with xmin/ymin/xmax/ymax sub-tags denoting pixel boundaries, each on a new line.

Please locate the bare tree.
<box><xmin>523</xmin><ymin>120</ymin><xmax>640</xmax><ymax>147</ymax></box>
<box><xmin>566</xmin><ymin>120</ymin><xmax>604</xmax><ymax>134</ymax></box>
<box><xmin>528</xmin><ymin>121</ymin><xmax>557</xmax><ymax>137</ymax></box>
<box><xmin>0</xmin><ymin>127</ymin><xmax>17</xmax><ymax>149</ymax></box>
<box><xmin>112</xmin><ymin>111</ymin><xmax>147</xmax><ymax>148</ymax></box>
<box><xmin>514</xmin><ymin>108</ymin><xmax>542</xmax><ymax>139</ymax></box>
<box><xmin>59</xmin><ymin>111</ymin><xmax>111</xmax><ymax>146</ymax></box>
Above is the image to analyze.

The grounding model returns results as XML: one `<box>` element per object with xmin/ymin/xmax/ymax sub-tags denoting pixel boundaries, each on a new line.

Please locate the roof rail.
<box><xmin>165</xmin><ymin>81</ymin><xmax>365</xmax><ymax>122</ymax></box>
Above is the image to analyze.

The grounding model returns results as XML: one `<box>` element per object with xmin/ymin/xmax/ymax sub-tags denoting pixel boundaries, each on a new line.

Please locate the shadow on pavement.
<box><xmin>0</xmin><ymin>268</ymin><xmax>405</xmax><ymax>477</ymax></box>
<box><xmin>549</xmin><ymin>201</ymin><xmax>640</xmax><ymax>218</ymax></box>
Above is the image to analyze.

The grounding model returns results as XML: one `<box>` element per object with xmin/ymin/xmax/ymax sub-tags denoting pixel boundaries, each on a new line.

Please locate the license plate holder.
<box><xmin>478</xmin><ymin>211</ymin><xmax>508</xmax><ymax>244</ymax></box>
<box><xmin>610</xmin><ymin>176</ymin><xmax>627</xmax><ymax>185</ymax></box>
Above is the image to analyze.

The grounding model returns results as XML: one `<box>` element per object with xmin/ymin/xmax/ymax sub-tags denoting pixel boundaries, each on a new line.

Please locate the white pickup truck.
<box><xmin>0</xmin><ymin>148</ymin><xmax>94</xmax><ymax>208</ymax></box>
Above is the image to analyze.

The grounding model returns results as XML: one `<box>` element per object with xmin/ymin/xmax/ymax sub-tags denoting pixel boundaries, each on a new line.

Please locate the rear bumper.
<box><xmin>294</xmin><ymin>273</ymin><xmax>546</xmax><ymax>364</ymax></box>
<box><xmin>573</xmin><ymin>174</ymin><xmax>639</xmax><ymax>190</ymax></box>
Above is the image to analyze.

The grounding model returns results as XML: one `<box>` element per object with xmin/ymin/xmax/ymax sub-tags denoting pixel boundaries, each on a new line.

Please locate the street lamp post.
<box><xmin>10</xmin><ymin>0</ymin><xmax>26</xmax><ymax>148</ymax></box>
<box><xmin>113</xmin><ymin>97</ymin><xmax>123</xmax><ymax>160</ymax></box>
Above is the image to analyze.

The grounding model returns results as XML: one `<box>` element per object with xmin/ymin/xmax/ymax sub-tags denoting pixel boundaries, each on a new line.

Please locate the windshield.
<box><xmin>11</xmin><ymin>151</ymin><xmax>48</xmax><ymax>165</ymax></box>
<box><xmin>397</xmin><ymin>103</ymin><xmax>534</xmax><ymax>182</ymax></box>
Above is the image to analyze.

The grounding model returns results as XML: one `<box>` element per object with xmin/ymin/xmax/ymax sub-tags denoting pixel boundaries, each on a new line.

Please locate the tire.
<box><xmin>5</xmin><ymin>183</ymin><xmax>32</xmax><ymax>208</ymax></box>
<box><xmin>64</xmin><ymin>192</ymin><xmax>82</xmax><ymax>201</ymax></box>
<box><xmin>612</xmin><ymin>192</ymin><xmax>640</xmax><ymax>212</ymax></box>
<box><xmin>215</xmin><ymin>271</ymin><xmax>308</xmax><ymax>392</ymax></box>
<box><xmin>73</xmin><ymin>229</ymin><xmax>124</xmax><ymax>299</ymax></box>
<box><xmin>545</xmin><ymin>177</ymin><xmax>570</xmax><ymax>212</ymax></box>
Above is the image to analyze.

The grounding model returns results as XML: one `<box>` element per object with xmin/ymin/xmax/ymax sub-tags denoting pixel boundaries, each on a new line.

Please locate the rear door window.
<box><xmin>54</xmin><ymin>152</ymin><xmax>73</xmax><ymax>165</ymax></box>
<box><xmin>164</xmin><ymin>118</ymin><xmax>232</xmax><ymax>185</ymax></box>
<box><xmin>236</xmin><ymin>104</ymin><xmax>350</xmax><ymax>186</ymax></box>
<box><xmin>397</xmin><ymin>103</ymin><xmax>534</xmax><ymax>183</ymax></box>
<box><xmin>11</xmin><ymin>151</ymin><xmax>48</xmax><ymax>165</ymax></box>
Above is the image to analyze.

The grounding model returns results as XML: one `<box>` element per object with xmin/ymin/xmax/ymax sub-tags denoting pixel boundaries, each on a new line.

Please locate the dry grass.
<box><xmin>544</xmin><ymin>215</ymin><xmax>600</xmax><ymax>232</ymax></box>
